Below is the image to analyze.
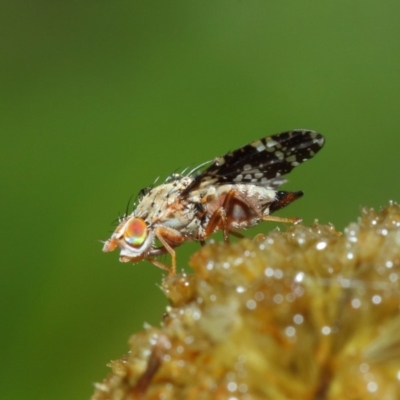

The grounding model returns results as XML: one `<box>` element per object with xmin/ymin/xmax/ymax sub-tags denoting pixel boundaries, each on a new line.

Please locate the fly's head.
<box><xmin>102</xmin><ymin>215</ymin><xmax>155</xmax><ymax>263</ymax></box>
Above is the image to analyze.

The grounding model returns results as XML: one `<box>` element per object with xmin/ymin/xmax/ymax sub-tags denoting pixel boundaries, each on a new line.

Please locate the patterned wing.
<box><xmin>181</xmin><ymin>130</ymin><xmax>324</xmax><ymax>195</ymax></box>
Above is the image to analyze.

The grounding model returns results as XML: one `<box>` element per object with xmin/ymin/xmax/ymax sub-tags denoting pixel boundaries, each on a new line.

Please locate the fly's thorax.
<box><xmin>134</xmin><ymin>177</ymin><xmax>193</xmax><ymax>220</ymax></box>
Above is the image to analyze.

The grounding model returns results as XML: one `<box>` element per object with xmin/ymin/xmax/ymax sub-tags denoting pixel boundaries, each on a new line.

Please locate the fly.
<box><xmin>103</xmin><ymin>130</ymin><xmax>325</xmax><ymax>275</ymax></box>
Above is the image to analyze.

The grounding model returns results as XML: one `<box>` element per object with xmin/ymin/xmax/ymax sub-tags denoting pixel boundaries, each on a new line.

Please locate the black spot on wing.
<box><xmin>181</xmin><ymin>130</ymin><xmax>325</xmax><ymax>195</ymax></box>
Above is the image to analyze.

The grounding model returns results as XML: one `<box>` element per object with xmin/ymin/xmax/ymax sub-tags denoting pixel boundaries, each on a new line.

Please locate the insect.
<box><xmin>103</xmin><ymin>130</ymin><xmax>325</xmax><ymax>275</ymax></box>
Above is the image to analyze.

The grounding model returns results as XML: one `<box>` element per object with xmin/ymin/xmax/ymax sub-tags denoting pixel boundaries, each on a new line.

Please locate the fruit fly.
<box><xmin>103</xmin><ymin>130</ymin><xmax>325</xmax><ymax>275</ymax></box>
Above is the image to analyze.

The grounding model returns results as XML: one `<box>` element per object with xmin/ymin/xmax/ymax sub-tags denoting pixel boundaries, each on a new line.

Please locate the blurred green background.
<box><xmin>2</xmin><ymin>1</ymin><xmax>400</xmax><ymax>399</ymax></box>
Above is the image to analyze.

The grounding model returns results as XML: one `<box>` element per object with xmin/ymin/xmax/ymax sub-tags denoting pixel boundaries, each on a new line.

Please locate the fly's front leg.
<box><xmin>153</xmin><ymin>226</ymin><xmax>185</xmax><ymax>276</ymax></box>
<box><xmin>146</xmin><ymin>257</ymin><xmax>173</xmax><ymax>274</ymax></box>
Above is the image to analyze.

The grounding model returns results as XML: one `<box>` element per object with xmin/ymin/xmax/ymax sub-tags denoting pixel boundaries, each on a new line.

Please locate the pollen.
<box><xmin>94</xmin><ymin>203</ymin><xmax>400</xmax><ymax>400</ymax></box>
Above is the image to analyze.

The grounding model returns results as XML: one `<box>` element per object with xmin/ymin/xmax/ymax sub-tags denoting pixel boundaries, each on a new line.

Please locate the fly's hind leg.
<box><xmin>264</xmin><ymin>191</ymin><xmax>304</xmax><ymax>225</ymax></box>
<box><xmin>204</xmin><ymin>206</ymin><xmax>229</xmax><ymax>241</ymax></box>
<box><xmin>204</xmin><ymin>189</ymin><xmax>302</xmax><ymax>244</ymax></box>
<box><xmin>229</xmin><ymin>230</ymin><xmax>245</xmax><ymax>239</ymax></box>
<box><xmin>204</xmin><ymin>189</ymin><xmax>250</xmax><ymax>242</ymax></box>
<box><xmin>262</xmin><ymin>215</ymin><xmax>302</xmax><ymax>224</ymax></box>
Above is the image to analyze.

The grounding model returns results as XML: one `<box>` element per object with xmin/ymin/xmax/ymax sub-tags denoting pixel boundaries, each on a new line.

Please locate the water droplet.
<box><xmin>372</xmin><ymin>295</ymin><xmax>382</xmax><ymax>304</ymax></box>
<box><xmin>233</xmin><ymin>257</ymin><xmax>243</xmax><ymax>266</ymax></box>
<box><xmin>293</xmin><ymin>314</ymin><xmax>304</xmax><ymax>324</ymax></box>
<box><xmin>321</xmin><ymin>326</ymin><xmax>331</xmax><ymax>335</ymax></box>
<box><xmin>264</xmin><ymin>267</ymin><xmax>274</xmax><ymax>277</ymax></box>
<box><xmin>274</xmin><ymin>269</ymin><xmax>283</xmax><ymax>279</ymax></box>
<box><xmin>246</xmin><ymin>300</ymin><xmax>256</xmax><ymax>310</ymax></box>
<box><xmin>184</xmin><ymin>335</ymin><xmax>194</xmax><ymax>344</ymax></box>
<box><xmin>285</xmin><ymin>326</ymin><xmax>296</xmax><ymax>337</ymax></box>
<box><xmin>340</xmin><ymin>278</ymin><xmax>351</xmax><ymax>288</ymax></box>
<box><xmin>227</xmin><ymin>382</ymin><xmax>237</xmax><ymax>392</ymax></box>
<box><xmin>385</xmin><ymin>260</ymin><xmax>393</xmax><ymax>268</ymax></box>
<box><xmin>348</xmin><ymin>235</ymin><xmax>358</xmax><ymax>243</ymax></box>
<box><xmin>192</xmin><ymin>310</ymin><xmax>201</xmax><ymax>320</ymax></box>
<box><xmin>286</xmin><ymin>293</ymin><xmax>295</xmax><ymax>302</ymax></box>
<box><xmin>273</xmin><ymin>294</ymin><xmax>283</xmax><ymax>304</ymax></box>
<box><xmin>177</xmin><ymin>359</ymin><xmax>185</xmax><ymax>367</ymax></box>
<box><xmin>367</xmin><ymin>381</ymin><xmax>378</xmax><ymax>393</ymax></box>
<box><xmin>238</xmin><ymin>383</ymin><xmax>248</xmax><ymax>393</ymax></box>
<box><xmin>255</xmin><ymin>291</ymin><xmax>264</xmax><ymax>301</ymax></box>
<box><xmin>351</xmin><ymin>298</ymin><xmax>361</xmax><ymax>309</ymax></box>
<box><xmin>294</xmin><ymin>272</ymin><xmax>304</xmax><ymax>282</ymax></box>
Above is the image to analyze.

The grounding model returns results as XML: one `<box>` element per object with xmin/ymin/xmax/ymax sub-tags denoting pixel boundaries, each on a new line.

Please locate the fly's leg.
<box><xmin>204</xmin><ymin>189</ymin><xmax>301</xmax><ymax>243</ymax></box>
<box><xmin>262</xmin><ymin>215</ymin><xmax>302</xmax><ymax>224</ymax></box>
<box><xmin>229</xmin><ymin>230</ymin><xmax>245</xmax><ymax>239</ymax></box>
<box><xmin>147</xmin><ymin>257</ymin><xmax>173</xmax><ymax>274</ymax></box>
<box><xmin>263</xmin><ymin>191</ymin><xmax>304</xmax><ymax>224</ymax></box>
<box><xmin>153</xmin><ymin>226</ymin><xmax>186</xmax><ymax>276</ymax></box>
<box><xmin>204</xmin><ymin>189</ymin><xmax>247</xmax><ymax>242</ymax></box>
<box><xmin>205</xmin><ymin>207</ymin><xmax>229</xmax><ymax>241</ymax></box>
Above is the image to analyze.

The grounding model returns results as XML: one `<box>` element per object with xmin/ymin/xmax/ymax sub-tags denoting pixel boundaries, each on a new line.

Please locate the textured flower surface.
<box><xmin>92</xmin><ymin>203</ymin><xmax>400</xmax><ymax>400</ymax></box>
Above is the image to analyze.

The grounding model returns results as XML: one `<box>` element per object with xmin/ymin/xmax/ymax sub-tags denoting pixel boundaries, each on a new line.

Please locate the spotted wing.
<box><xmin>181</xmin><ymin>130</ymin><xmax>324</xmax><ymax>195</ymax></box>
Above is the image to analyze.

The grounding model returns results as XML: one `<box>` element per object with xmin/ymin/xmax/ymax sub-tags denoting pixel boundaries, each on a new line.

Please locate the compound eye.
<box><xmin>124</xmin><ymin>218</ymin><xmax>148</xmax><ymax>247</ymax></box>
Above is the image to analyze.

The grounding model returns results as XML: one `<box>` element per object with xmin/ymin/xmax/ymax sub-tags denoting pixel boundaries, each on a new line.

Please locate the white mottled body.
<box><xmin>134</xmin><ymin>177</ymin><xmax>199</xmax><ymax>234</ymax></box>
<box><xmin>102</xmin><ymin>130</ymin><xmax>325</xmax><ymax>274</ymax></box>
<box><xmin>188</xmin><ymin>183</ymin><xmax>278</xmax><ymax>231</ymax></box>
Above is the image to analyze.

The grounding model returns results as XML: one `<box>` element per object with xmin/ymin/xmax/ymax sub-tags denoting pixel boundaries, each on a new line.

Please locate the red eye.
<box><xmin>124</xmin><ymin>218</ymin><xmax>148</xmax><ymax>247</ymax></box>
